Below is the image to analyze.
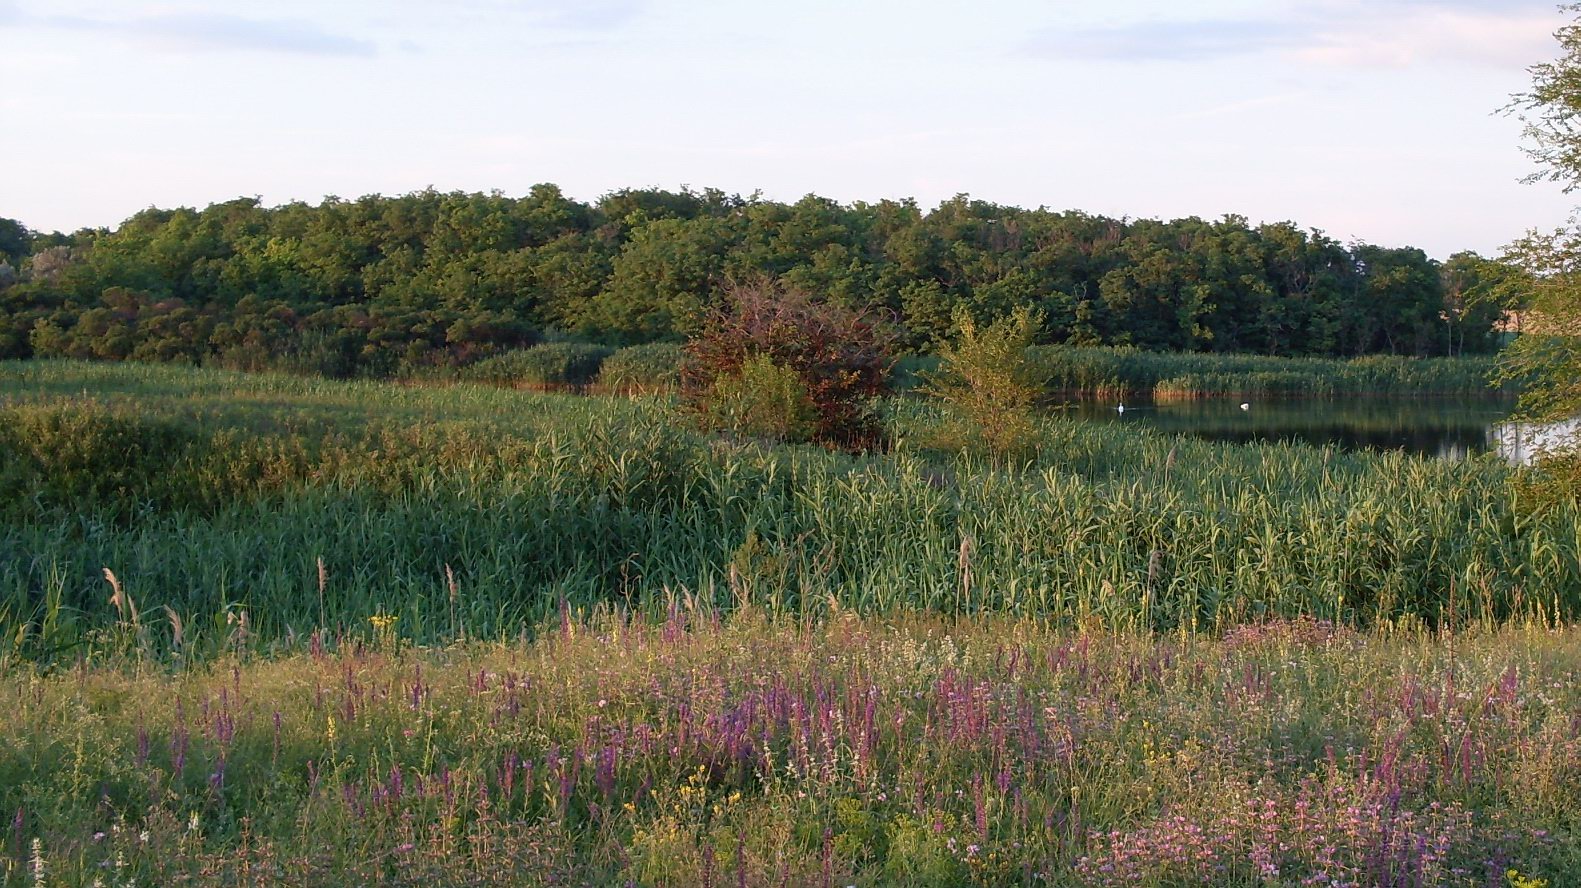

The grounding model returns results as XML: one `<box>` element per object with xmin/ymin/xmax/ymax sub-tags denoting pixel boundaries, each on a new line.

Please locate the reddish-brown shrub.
<box><xmin>680</xmin><ymin>282</ymin><xmax>894</xmax><ymax>448</ymax></box>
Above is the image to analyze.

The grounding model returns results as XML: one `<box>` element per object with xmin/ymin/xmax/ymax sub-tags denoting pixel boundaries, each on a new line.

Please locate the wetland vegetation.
<box><xmin>1</xmin><ymin>68</ymin><xmax>1577</xmax><ymax>884</ymax></box>
<box><xmin>2</xmin><ymin>360</ymin><xmax>1573</xmax><ymax>664</ymax></box>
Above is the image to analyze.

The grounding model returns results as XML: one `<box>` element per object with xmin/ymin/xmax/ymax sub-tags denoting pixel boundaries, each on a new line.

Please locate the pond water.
<box><xmin>1061</xmin><ymin>397</ymin><xmax>1561</xmax><ymax>462</ymax></box>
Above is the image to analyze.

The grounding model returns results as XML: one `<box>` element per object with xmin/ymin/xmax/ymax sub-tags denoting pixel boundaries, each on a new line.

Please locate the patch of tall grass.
<box><xmin>596</xmin><ymin>342</ymin><xmax>683</xmax><ymax>394</ymax></box>
<box><xmin>459</xmin><ymin>343</ymin><xmax>614</xmax><ymax>387</ymax></box>
<box><xmin>0</xmin><ymin>361</ymin><xmax>1573</xmax><ymax>662</ymax></box>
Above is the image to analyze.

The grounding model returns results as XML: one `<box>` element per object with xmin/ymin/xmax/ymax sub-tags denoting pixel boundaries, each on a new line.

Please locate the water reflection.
<box><xmin>1063</xmin><ymin>397</ymin><xmax>1517</xmax><ymax>460</ymax></box>
<box><xmin>1493</xmin><ymin>417</ymin><xmax>1581</xmax><ymax>466</ymax></box>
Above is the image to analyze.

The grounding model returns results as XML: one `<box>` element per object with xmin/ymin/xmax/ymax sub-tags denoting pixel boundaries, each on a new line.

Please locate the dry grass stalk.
<box><xmin>317</xmin><ymin>556</ymin><xmax>328</xmax><ymax>630</ymax></box>
<box><xmin>957</xmin><ymin>534</ymin><xmax>975</xmax><ymax>605</ymax></box>
<box><xmin>103</xmin><ymin>568</ymin><xmax>138</xmax><ymax>626</ymax></box>
<box><xmin>446</xmin><ymin>563</ymin><xmax>461</xmax><ymax>641</ymax></box>
<box><xmin>162</xmin><ymin>605</ymin><xmax>184</xmax><ymax>651</ymax></box>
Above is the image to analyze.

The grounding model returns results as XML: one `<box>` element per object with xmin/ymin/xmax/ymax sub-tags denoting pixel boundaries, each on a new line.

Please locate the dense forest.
<box><xmin>0</xmin><ymin>187</ymin><xmax>1520</xmax><ymax>377</ymax></box>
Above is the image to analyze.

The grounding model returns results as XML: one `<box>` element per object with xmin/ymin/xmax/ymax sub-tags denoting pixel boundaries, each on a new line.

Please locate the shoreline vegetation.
<box><xmin>0</xmin><ymin>360</ymin><xmax>1568</xmax><ymax>662</ymax></box>
<box><xmin>322</xmin><ymin>342</ymin><xmax>1506</xmax><ymax>402</ymax></box>
<box><xmin>903</xmin><ymin>348</ymin><xmax>1512</xmax><ymax>400</ymax></box>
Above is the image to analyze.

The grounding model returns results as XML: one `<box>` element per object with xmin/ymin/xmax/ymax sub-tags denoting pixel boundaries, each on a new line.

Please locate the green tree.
<box><xmin>1440</xmin><ymin>252</ymin><xmax>1521</xmax><ymax>357</ymax></box>
<box><xmin>0</xmin><ymin>217</ymin><xmax>29</xmax><ymax>265</ymax></box>
<box><xmin>921</xmin><ymin>305</ymin><xmax>1049</xmax><ymax>461</ymax></box>
<box><xmin>1502</xmin><ymin>5</ymin><xmax>1581</xmax><ymax>424</ymax></box>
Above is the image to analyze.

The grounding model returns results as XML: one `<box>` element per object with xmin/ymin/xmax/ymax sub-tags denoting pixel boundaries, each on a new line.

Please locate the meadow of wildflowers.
<box><xmin>1</xmin><ymin>613</ymin><xmax>1578</xmax><ymax>886</ymax></box>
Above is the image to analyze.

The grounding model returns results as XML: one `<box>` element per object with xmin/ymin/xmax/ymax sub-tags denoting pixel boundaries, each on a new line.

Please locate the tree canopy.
<box><xmin>1501</xmin><ymin>3</ymin><xmax>1581</xmax><ymax>423</ymax></box>
<box><xmin>0</xmin><ymin>187</ymin><xmax>1516</xmax><ymax>376</ymax></box>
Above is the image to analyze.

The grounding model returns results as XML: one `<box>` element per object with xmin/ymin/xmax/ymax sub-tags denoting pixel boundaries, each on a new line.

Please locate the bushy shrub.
<box><xmin>597</xmin><ymin>342</ymin><xmax>683</xmax><ymax>393</ymax></box>
<box><xmin>681</xmin><ymin>282</ymin><xmax>893</xmax><ymax>447</ymax></box>
<box><xmin>921</xmin><ymin>305</ymin><xmax>1048</xmax><ymax>460</ymax></box>
<box><xmin>705</xmin><ymin>353</ymin><xmax>818</xmax><ymax>442</ymax></box>
<box><xmin>0</xmin><ymin>402</ymin><xmax>202</xmax><ymax>517</ymax></box>
<box><xmin>1512</xmin><ymin>450</ymin><xmax>1581</xmax><ymax>518</ymax></box>
<box><xmin>462</xmin><ymin>343</ymin><xmax>614</xmax><ymax>387</ymax></box>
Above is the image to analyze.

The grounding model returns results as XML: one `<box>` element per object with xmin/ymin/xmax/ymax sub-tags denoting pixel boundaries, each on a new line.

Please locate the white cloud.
<box><xmin>1</xmin><ymin>4</ymin><xmax>378</xmax><ymax>57</ymax></box>
<box><xmin>1028</xmin><ymin>3</ymin><xmax>1562</xmax><ymax>70</ymax></box>
<box><xmin>1294</xmin><ymin>9</ymin><xmax>1558</xmax><ymax>69</ymax></box>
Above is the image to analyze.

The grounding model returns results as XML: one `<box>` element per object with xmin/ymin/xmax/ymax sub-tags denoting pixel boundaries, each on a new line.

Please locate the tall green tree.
<box><xmin>1502</xmin><ymin>4</ymin><xmax>1581</xmax><ymax>422</ymax></box>
<box><xmin>0</xmin><ymin>217</ymin><xmax>29</xmax><ymax>266</ymax></box>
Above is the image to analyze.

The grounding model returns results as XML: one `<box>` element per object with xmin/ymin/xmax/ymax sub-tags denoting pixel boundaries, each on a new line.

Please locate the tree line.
<box><xmin>0</xmin><ymin>187</ymin><xmax>1522</xmax><ymax>377</ymax></box>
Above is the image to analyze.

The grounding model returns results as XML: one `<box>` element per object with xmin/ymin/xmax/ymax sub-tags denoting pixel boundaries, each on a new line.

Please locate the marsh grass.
<box><xmin>0</xmin><ymin>360</ymin><xmax>1575</xmax><ymax>663</ymax></box>
<box><xmin>596</xmin><ymin>342</ymin><xmax>684</xmax><ymax>395</ymax></box>
<box><xmin>1028</xmin><ymin>348</ymin><xmax>1511</xmax><ymax>399</ymax></box>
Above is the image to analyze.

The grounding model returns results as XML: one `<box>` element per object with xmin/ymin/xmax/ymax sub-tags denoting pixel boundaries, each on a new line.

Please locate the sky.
<box><xmin>1</xmin><ymin>0</ymin><xmax>1577</xmax><ymax>259</ymax></box>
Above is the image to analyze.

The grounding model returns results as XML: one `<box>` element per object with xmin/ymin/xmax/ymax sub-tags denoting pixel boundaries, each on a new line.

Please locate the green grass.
<box><xmin>459</xmin><ymin>343</ymin><xmax>615</xmax><ymax>387</ymax></box>
<box><xmin>1</xmin><ymin>360</ymin><xmax>1576</xmax><ymax>663</ymax></box>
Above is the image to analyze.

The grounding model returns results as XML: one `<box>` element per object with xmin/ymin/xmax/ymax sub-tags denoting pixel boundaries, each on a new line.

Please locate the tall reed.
<box><xmin>0</xmin><ymin>360</ymin><xmax>1572</xmax><ymax>661</ymax></box>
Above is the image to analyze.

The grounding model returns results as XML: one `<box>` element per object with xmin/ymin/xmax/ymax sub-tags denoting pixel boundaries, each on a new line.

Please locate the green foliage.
<box><xmin>0</xmin><ymin>401</ymin><xmax>206</xmax><ymax>518</ymax></box>
<box><xmin>704</xmin><ymin>353</ymin><xmax>818</xmax><ymax>443</ymax></box>
<box><xmin>0</xmin><ymin>187</ymin><xmax>1521</xmax><ymax>381</ymax></box>
<box><xmin>596</xmin><ymin>342</ymin><xmax>684</xmax><ymax>393</ymax></box>
<box><xmin>921</xmin><ymin>305</ymin><xmax>1049</xmax><ymax>459</ymax></box>
<box><xmin>1500</xmin><ymin>7</ymin><xmax>1581</xmax><ymax>447</ymax></box>
<box><xmin>1496</xmin><ymin>224</ymin><xmax>1581</xmax><ymax>432</ymax></box>
<box><xmin>0</xmin><ymin>216</ymin><xmax>28</xmax><ymax>266</ymax></box>
<box><xmin>1513</xmin><ymin>451</ymin><xmax>1581</xmax><ymax>516</ymax></box>
<box><xmin>461</xmin><ymin>343</ymin><xmax>613</xmax><ymax>386</ymax></box>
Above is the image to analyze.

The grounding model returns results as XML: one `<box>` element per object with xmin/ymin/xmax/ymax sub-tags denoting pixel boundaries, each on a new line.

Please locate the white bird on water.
<box><xmin>1240</xmin><ymin>402</ymin><xmax>1250</xmax><ymax>411</ymax></box>
<box><xmin>1116</xmin><ymin>403</ymin><xmax>1126</xmax><ymax>414</ymax></box>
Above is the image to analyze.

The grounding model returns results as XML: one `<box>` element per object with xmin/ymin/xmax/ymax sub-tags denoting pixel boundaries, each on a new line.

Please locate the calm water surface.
<box><xmin>1062</xmin><ymin>397</ymin><xmax>1537</xmax><ymax>461</ymax></box>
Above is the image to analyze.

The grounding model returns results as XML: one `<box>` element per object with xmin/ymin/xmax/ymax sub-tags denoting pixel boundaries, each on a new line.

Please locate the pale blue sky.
<box><xmin>1</xmin><ymin>0</ymin><xmax>1575</xmax><ymax>258</ymax></box>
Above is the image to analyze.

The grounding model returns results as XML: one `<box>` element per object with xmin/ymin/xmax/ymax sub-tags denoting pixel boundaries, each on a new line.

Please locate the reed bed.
<box><xmin>1</xmin><ymin>614</ymin><xmax>1578</xmax><ymax>885</ymax></box>
<box><xmin>1027</xmin><ymin>348</ymin><xmax>1509</xmax><ymax>400</ymax></box>
<box><xmin>0</xmin><ymin>361</ymin><xmax>1575</xmax><ymax>662</ymax></box>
